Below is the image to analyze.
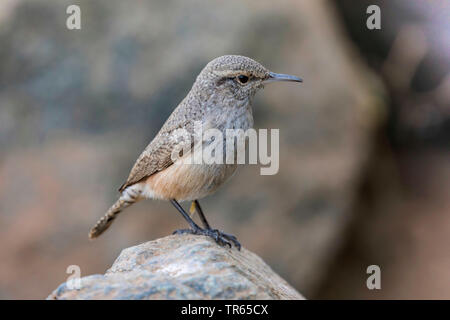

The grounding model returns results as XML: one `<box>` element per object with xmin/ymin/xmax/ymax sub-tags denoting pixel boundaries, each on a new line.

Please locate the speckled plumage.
<box><xmin>89</xmin><ymin>55</ymin><xmax>301</xmax><ymax>239</ymax></box>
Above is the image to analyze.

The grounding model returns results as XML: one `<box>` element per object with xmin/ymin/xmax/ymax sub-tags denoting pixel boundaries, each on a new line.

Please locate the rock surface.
<box><xmin>48</xmin><ymin>235</ymin><xmax>304</xmax><ymax>300</ymax></box>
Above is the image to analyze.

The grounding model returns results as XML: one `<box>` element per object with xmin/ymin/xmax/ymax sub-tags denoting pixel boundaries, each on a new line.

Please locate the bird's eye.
<box><xmin>236</xmin><ymin>75</ymin><xmax>249</xmax><ymax>84</ymax></box>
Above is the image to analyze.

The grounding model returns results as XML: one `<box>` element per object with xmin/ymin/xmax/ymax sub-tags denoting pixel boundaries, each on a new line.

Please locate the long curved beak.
<box><xmin>265</xmin><ymin>72</ymin><xmax>303</xmax><ymax>84</ymax></box>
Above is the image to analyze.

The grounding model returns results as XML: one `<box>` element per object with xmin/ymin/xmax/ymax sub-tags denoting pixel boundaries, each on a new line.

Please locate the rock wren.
<box><xmin>89</xmin><ymin>55</ymin><xmax>302</xmax><ymax>249</ymax></box>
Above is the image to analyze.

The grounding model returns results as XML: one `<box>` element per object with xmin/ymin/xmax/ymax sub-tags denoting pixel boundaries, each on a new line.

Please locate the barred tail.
<box><xmin>89</xmin><ymin>186</ymin><xmax>141</xmax><ymax>239</ymax></box>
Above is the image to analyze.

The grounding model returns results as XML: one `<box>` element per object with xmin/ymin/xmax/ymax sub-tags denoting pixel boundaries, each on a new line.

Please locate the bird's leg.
<box><xmin>171</xmin><ymin>199</ymin><xmax>240</xmax><ymax>249</ymax></box>
<box><xmin>189</xmin><ymin>201</ymin><xmax>196</xmax><ymax>218</ymax></box>
<box><xmin>195</xmin><ymin>200</ymin><xmax>242</xmax><ymax>250</ymax></box>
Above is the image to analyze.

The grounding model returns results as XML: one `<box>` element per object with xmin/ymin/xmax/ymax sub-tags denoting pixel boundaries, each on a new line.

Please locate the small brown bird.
<box><xmin>89</xmin><ymin>55</ymin><xmax>302</xmax><ymax>249</ymax></box>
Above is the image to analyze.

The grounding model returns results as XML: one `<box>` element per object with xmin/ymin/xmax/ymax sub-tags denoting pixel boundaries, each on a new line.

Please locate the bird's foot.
<box><xmin>173</xmin><ymin>228</ymin><xmax>241</xmax><ymax>250</ymax></box>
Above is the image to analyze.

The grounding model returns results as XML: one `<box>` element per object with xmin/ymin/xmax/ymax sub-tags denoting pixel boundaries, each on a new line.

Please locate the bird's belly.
<box><xmin>143</xmin><ymin>160</ymin><xmax>237</xmax><ymax>202</ymax></box>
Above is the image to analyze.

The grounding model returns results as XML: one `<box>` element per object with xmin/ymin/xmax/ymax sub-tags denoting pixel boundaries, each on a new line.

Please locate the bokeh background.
<box><xmin>0</xmin><ymin>0</ymin><xmax>448</xmax><ymax>299</ymax></box>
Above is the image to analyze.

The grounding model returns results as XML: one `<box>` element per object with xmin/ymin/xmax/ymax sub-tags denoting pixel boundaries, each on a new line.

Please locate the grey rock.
<box><xmin>47</xmin><ymin>235</ymin><xmax>304</xmax><ymax>300</ymax></box>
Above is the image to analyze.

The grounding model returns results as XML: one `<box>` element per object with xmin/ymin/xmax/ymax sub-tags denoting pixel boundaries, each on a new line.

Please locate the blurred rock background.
<box><xmin>0</xmin><ymin>0</ymin><xmax>447</xmax><ymax>299</ymax></box>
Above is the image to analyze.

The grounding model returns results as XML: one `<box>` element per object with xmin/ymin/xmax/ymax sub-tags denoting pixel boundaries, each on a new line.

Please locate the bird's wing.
<box><xmin>118</xmin><ymin>102</ymin><xmax>199</xmax><ymax>192</ymax></box>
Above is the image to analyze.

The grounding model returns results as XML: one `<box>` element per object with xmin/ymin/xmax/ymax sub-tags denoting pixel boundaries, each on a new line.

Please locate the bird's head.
<box><xmin>194</xmin><ymin>55</ymin><xmax>302</xmax><ymax>102</ymax></box>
